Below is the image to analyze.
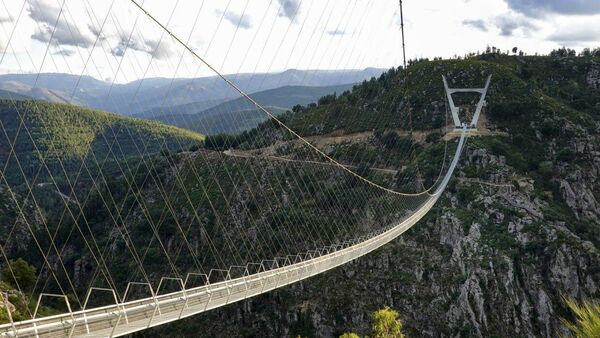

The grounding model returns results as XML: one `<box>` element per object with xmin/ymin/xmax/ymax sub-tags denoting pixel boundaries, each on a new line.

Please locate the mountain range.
<box><xmin>0</xmin><ymin>68</ymin><xmax>383</xmax><ymax>116</ymax></box>
<box><xmin>142</xmin><ymin>83</ymin><xmax>356</xmax><ymax>135</ymax></box>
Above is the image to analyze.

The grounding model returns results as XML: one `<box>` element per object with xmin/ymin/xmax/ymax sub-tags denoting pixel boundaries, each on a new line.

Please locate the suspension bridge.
<box><xmin>0</xmin><ymin>0</ymin><xmax>491</xmax><ymax>336</ymax></box>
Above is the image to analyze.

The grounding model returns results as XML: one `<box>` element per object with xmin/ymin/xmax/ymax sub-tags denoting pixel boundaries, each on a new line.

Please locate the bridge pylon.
<box><xmin>442</xmin><ymin>74</ymin><xmax>492</xmax><ymax>131</ymax></box>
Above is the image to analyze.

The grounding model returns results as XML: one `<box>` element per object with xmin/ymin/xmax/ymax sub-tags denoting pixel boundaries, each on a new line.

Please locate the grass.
<box><xmin>562</xmin><ymin>297</ymin><xmax>600</xmax><ymax>338</ymax></box>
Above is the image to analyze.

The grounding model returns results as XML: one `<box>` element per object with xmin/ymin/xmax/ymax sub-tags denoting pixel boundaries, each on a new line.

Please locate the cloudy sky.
<box><xmin>0</xmin><ymin>0</ymin><xmax>599</xmax><ymax>83</ymax></box>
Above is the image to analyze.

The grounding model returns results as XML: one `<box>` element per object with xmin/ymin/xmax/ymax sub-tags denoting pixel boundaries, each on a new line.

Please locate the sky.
<box><xmin>0</xmin><ymin>0</ymin><xmax>599</xmax><ymax>83</ymax></box>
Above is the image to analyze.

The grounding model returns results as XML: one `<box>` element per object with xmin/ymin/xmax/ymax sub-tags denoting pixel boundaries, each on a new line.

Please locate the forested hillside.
<box><xmin>1</xmin><ymin>51</ymin><xmax>599</xmax><ymax>337</ymax></box>
<box><xmin>143</xmin><ymin>84</ymin><xmax>355</xmax><ymax>135</ymax></box>
<box><xmin>0</xmin><ymin>99</ymin><xmax>203</xmax><ymax>185</ymax></box>
<box><xmin>148</xmin><ymin>52</ymin><xmax>600</xmax><ymax>337</ymax></box>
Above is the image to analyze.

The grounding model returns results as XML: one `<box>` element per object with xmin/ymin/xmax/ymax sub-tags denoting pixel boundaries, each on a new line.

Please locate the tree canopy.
<box><xmin>339</xmin><ymin>306</ymin><xmax>405</xmax><ymax>338</ymax></box>
<box><xmin>371</xmin><ymin>307</ymin><xmax>405</xmax><ymax>338</ymax></box>
<box><xmin>1</xmin><ymin>258</ymin><xmax>37</xmax><ymax>291</ymax></box>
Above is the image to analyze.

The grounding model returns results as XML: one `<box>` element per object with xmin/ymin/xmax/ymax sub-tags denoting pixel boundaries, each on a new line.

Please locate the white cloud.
<box><xmin>326</xmin><ymin>29</ymin><xmax>346</xmax><ymax>36</ymax></box>
<box><xmin>87</xmin><ymin>23</ymin><xmax>107</xmax><ymax>42</ymax></box>
<box><xmin>111</xmin><ymin>35</ymin><xmax>174</xmax><ymax>60</ymax></box>
<box><xmin>27</xmin><ymin>0</ymin><xmax>94</xmax><ymax>47</ymax></box>
<box><xmin>493</xmin><ymin>14</ymin><xmax>539</xmax><ymax>37</ymax></box>
<box><xmin>505</xmin><ymin>0</ymin><xmax>600</xmax><ymax>17</ymax></box>
<box><xmin>462</xmin><ymin>19</ymin><xmax>488</xmax><ymax>32</ymax></box>
<box><xmin>1</xmin><ymin>0</ymin><xmax>597</xmax><ymax>82</ymax></box>
<box><xmin>144</xmin><ymin>39</ymin><xmax>175</xmax><ymax>59</ymax></box>
<box><xmin>216</xmin><ymin>9</ymin><xmax>252</xmax><ymax>29</ymax></box>
<box><xmin>52</xmin><ymin>49</ymin><xmax>76</xmax><ymax>57</ymax></box>
<box><xmin>277</xmin><ymin>0</ymin><xmax>300</xmax><ymax>22</ymax></box>
<box><xmin>548</xmin><ymin>24</ymin><xmax>600</xmax><ymax>44</ymax></box>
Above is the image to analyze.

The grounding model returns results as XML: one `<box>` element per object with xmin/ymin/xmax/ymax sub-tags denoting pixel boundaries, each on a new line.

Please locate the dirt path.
<box><xmin>223</xmin><ymin>150</ymin><xmax>398</xmax><ymax>175</ymax></box>
<box><xmin>220</xmin><ymin>110</ymin><xmax>504</xmax><ymax>176</ymax></box>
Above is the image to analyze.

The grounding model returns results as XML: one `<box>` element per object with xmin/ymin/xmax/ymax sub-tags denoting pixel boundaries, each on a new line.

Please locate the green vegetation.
<box><xmin>241</xmin><ymin>51</ymin><xmax>598</xmax><ymax>145</ymax></box>
<box><xmin>0</xmin><ymin>258</ymin><xmax>52</xmax><ymax>324</ymax></box>
<box><xmin>478</xmin><ymin>52</ymin><xmax>600</xmax><ymax>119</ymax></box>
<box><xmin>562</xmin><ymin>297</ymin><xmax>600</xmax><ymax>338</ymax></box>
<box><xmin>0</xmin><ymin>258</ymin><xmax>36</xmax><ymax>291</ymax></box>
<box><xmin>339</xmin><ymin>307</ymin><xmax>406</xmax><ymax>338</ymax></box>
<box><xmin>371</xmin><ymin>307</ymin><xmax>406</xmax><ymax>338</ymax></box>
<box><xmin>156</xmin><ymin>106</ymin><xmax>288</xmax><ymax>136</ymax></box>
<box><xmin>339</xmin><ymin>333</ymin><xmax>360</xmax><ymax>338</ymax></box>
<box><xmin>148</xmin><ymin>83</ymin><xmax>355</xmax><ymax>135</ymax></box>
<box><xmin>276</xmin><ymin>59</ymin><xmax>523</xmax><ymax>135</ymax></box>
<box><xmin>126</xmin><ymin>51</ymin><xmax>600</xmax><ymax>338</ymax></box>
<box><xmin>2</xmin><ymin>49</ymin><xmax>600</xmax><ymax>337</ymax></box>
<box><xmin>0</xmin><ymin>99</ymin><xmax>203</xmax><ymax>184</ymax></box>
<box><xmin>0</xmin><ymin>99</ymin><xmax>203</xmax><ymax>158</ymax></box>
<box><xmin>0</xmin><ymin>281</ymin><xmax>59</xmax><ymax>323</ymax></box>
<box><xmin>203</xmin><ymin>117</ymin><xmax>286</xmax><ymax>150</ymax></box>
<box><xmin>193</xmin><ymin>106</ymin><xmax>287</xmax><ymax>135</ymax></box>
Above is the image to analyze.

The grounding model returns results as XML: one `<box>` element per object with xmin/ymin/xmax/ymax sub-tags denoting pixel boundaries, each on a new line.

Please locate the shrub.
<box><xmin>557</xmin><ymin>149</ymin><xmax>575</xmax><ymax>162</ymax></box>
<box><xmin>292</xmin><ymin>104</ymin><xmax>305</xmax><ymax>113</ymax></box>
<box><xmin>512</xmin><ymin>134</ymin><xmax>525</xmax><ymax>146</ymax></box>
<box><xmin>339</xmin><ymin>333</ymin><xmax>360</xmax><ymax>338</ymax></box>
<box><xmin>378</xmin><ymin>132</ymin><xmax>412</xmax><ymax>151</ymax></box>
<box><xmin>1</xmin><ymin>258</ymin><xmax>36</xmax><ymax>291</ymax></box>
<box><xmin>204</xmin><ymin>134</ymin><xmax>241</xmax><ymax>150</ymax></box>
<box><xmin>318</xmin><ymin>93</ymin><xmax>337</xmax><ymax>105</ymax></box>
<box><xmin>188</xmin><ymin>144</ymin><xmax>201</xmax><ymax>152</ymax></box>
<box><xmin>338</xmin><ymin>307</ymin><xmax>406</xmax><ymax>338</ymax></box>
<box><xmin>456</xmin><ymin>185</ymin><xmax>474</xmax><ymax>203</ymax></box>
<box><xmin>371</xmin><ymin>306</ymin><xmax>405</xmax><ymax>338</ymax></box>
<box><xmin>540</xmin><ymin>119</ymin><xmax>560</xmax><ymax>138</ymax></box>
<box><xmin>426</xmin><ymin>132</ymin><xmax>440</xmax><ymax>144</ymax></box>
<box><xmin>538</xmin><ymin>160</ymin><xmax>554</xmax><ymax>177</ymax></box>
<box><xmin>356</xmin><ymin>163</ymin><xmax>371</xmax><ymax>177</ymax></box>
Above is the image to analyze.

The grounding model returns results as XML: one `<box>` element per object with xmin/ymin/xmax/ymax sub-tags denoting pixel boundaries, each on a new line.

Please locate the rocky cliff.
<box><xmin>141</xmin><ymin>127</ymin><xmax>600</xmax><ymax>337</ymax></box>
<box><xmin>142</xmin><ymin>54</ymin><xmax>600</xmax><ymax>337</ymax></box>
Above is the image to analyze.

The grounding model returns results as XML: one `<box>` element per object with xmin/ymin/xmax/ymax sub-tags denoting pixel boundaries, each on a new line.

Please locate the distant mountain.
<box><xmin>143</xmin><ymin>83</ymin><xmax>355</xmax><ymax>135</ymax></box>
<box><xmin>197</xmin><ymin>83</ymin><xmax>355</xmax><ymax>117</ymax></box>
<box><xmin>144</xmin><ymin>105</ymin><xmax>288</xmax><ymax>136</ymax></box>
<box><xmin>0</xmin><ymin>89</ymin><xmax>31</xmax><ymax>100</ymax></box>
<box><xmin>185</xmin><ymin>106</ymin><xmax>289</xmax><ymax>135</ymax></box>
<box><xmin>0</xmin><ymin>68</ymin><xmax>384</xmax><ymax>115</ymax></box>
<box><xmin>0</xmin><ymin>73</ymin><xmax>101</xmax><ymax>105</ymax></box>
<box><xmin>0</xmin><ymin>80</ymin><xmax>80</xmax><ymax>104</ymax></box>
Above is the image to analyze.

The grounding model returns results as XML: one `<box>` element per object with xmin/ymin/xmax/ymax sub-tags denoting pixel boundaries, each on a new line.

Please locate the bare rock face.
<box><xmin>536</xmin><ymin>288</ymin><xmax>554</xmax><ymax>337</ymax></box>
<box><xmin>586</xmin><ymin>61</ymin><xmax>600</xmax><ymax>89</ymax></box>
<box><xmin>559</xmin><ymin>178</ymin><xmax>600</xmax><ymax>222</ymax></box>
<box><xmin>447</xmin><ymin>274</ymin><xmax>487</xmax><ymax>337</ymax></box>
<box><xmin>549</xmin><ymin>244</ymin><xmax>582</xmax><ymax>298</ymax></box>
<box><xmin>0</xmin><ymin>296</ymin><xmax>16</xmax><ymax>315</ymax></box>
